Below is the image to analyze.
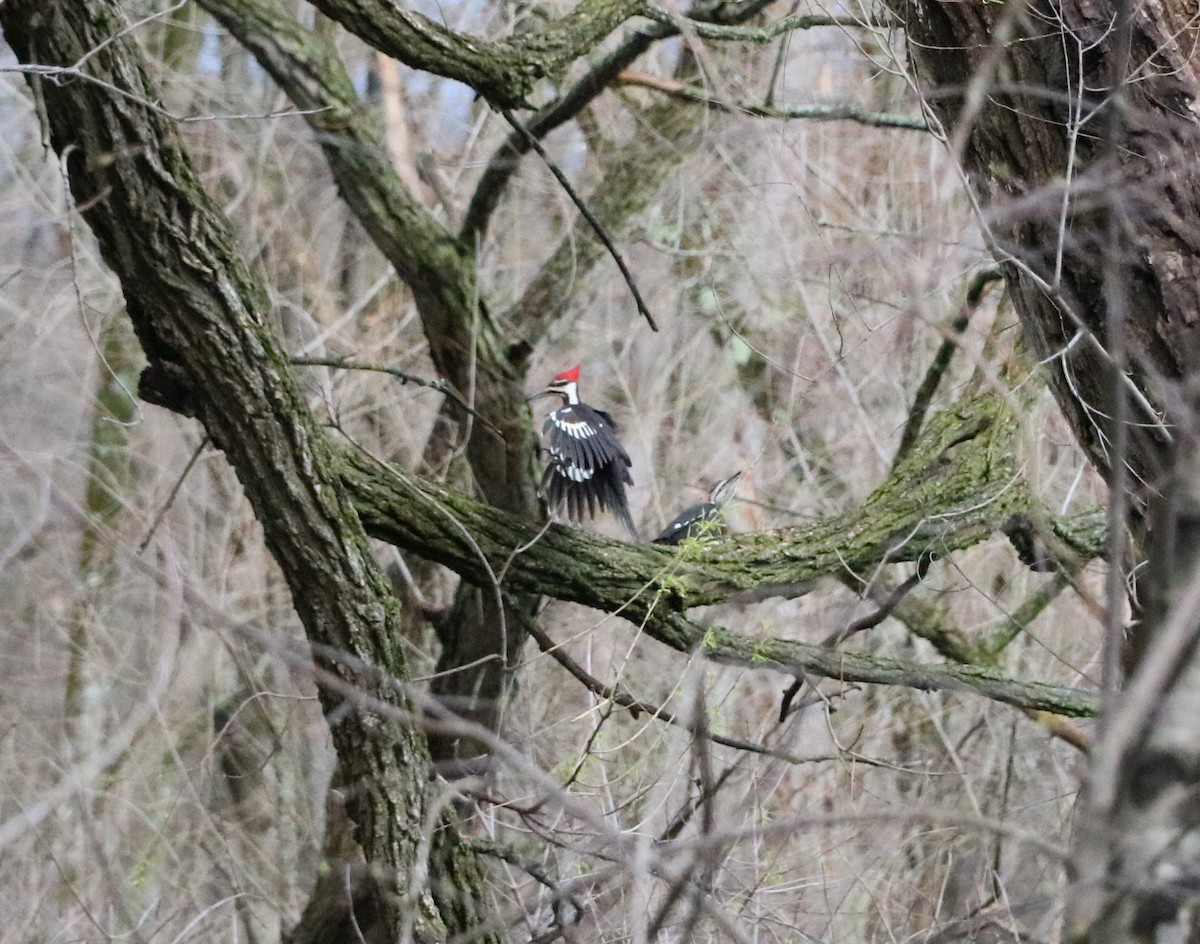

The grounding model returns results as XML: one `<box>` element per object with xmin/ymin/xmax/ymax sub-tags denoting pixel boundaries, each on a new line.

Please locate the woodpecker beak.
<box><xmin>710</xmin><ymin>471</ymin><xmax>743</xmax><ymax>507</ymax></box>
<box><xmin>527</xmin><ymin>389</ymin><xmax>555</xmax><ymax>403</ymax></box>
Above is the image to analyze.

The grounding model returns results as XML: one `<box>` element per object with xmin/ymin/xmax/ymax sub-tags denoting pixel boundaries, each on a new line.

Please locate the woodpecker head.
<box><xmin>531</xmin><ymin>364</ymin><xmax>582</xmax><ymax>405</ymax></box>
<box><xmin>707</xmin><ymin>471</ymin><xmax>743</xmax><ymax>508</ymax></box>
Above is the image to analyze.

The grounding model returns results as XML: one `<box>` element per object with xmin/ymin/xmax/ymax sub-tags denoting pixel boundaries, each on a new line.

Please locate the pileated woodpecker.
<box><xmin>532</xmin><ymin>364</ymin><xmax>637</xmax><ymax>538</ymax></box>
<box><xmin>654</xmin><ymin>471</ymin><xmax>743</xmax><ymax>545</ymax></box>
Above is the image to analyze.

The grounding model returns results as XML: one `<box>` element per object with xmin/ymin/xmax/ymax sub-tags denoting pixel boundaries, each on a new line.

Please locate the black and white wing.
<box><xmin>541</xmin><ymin>405</ymin><xmax>637</xmax><ymax>537</ymax></box>
<box><xmin>653</xmin><ymin>502</ymin><xmax>717</xmax><ymax>545</ymax></box>
<box><xmin>654</xmin><ymin>473</ymin><xmax>741</xmax><ymax>544</ymax></box>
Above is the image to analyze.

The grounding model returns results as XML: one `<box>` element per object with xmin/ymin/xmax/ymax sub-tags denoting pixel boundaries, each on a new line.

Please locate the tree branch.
<box><xmin>0</xmin><ymin>3</ymin><xmax>486</xmax><ymax>938</ymax></box>
<box><xmin>893</xmin><ymin>268</ymin><xmax>1002</xmax><ymax>468</ymax></box>
<box><xmin>334</xmin><ymin>393</ymin><xmax>1103</xmax><ymax>718</ymax></box>
<box><xmin>459</xmin><ymin>0</ymin><xmax>779</xmax><ymax>244</ymax></box>
<box><xmin>291</xmin><ymin>356</ymin><xmax>501</xmax><ymax>434</ymax></box>
<box><xmin>500</xmin><ymin>107</ymin><xmax>659</xmax><ymax>331</ymax></box>
<box><xmin>616</xmin><ymin>70</ymin><xmax>930</xmax><ymax>130</ymax></box>
<box><xmin>526</xmin><ymin>621</ymin><xmax>819</xmax><ymax>762</ymax></box>
<box><xmin>307</xmin><ymin>0</ymin><xmax>647</xmax><ymax>108</ymax></box>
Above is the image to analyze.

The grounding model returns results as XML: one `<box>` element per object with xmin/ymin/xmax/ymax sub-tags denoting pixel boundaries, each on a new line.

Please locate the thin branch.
<box><xmin>138</xmin><ymin>436</ymin><xmax>208</xmax><ymax>553</ymax></box>
<box><xmin>528</xmin><ymin>621</ymin><xmax>821</xmax><ymax>764</ymax></box>
<box><xmin>461</xmin><ymin>30</ymin><xmax>658</xmax><ymax>243</ymax></box>
<box><xmin>459</xmin><ymin>0</ymin><xmax>778</xmax><ymax>244</ymax></box>
<box><xmin>291</xmin><ymin>356</ymin><xmax>500</xmax><ymax>434</ymax></box>
<box><xmin>981</xmin><ymin>572</ymin><xmax>1071</xmax><ymax>657</ymax></box>
<box><xmin>499</xmin><ymin>108</ymin><xmax>659</xmax><ymax>332</ymax></box>
<box><xmin>471</xmin><ymin>838</ymin><xmax>584</xmax><ymax>921</ymax></box>
<box><xmin>618</xmin><ymin>70</ymin><xmax>929</xmax><ymax>131</ymax></box>
<box><xmin>1099</xmin><ymin>0</ymin><xmax>1134</xmax><ymax>718</ymax></box>
<box><xmin>782</xmin><ymin>569</ymin><xmax>924</xmax><ymax>719</ymax></box>
<box><xmin>893</xmin><ymin>268</ymin><xmax>1003</xmax><ymax>468</ymax></box>
<box><xmin>637</xmin><ymin>6</ymin><xmax>895</xmax><ymax>41</ymax></box>
<box><xmin>822</xmin><ymin>570</ymin><xmax>925</xmax><ymax>648</ymax></box>
<box><xmin>1027</xmin><ymin>710</ymin><xmax>1091</xmax><ymax>752</ymax></box>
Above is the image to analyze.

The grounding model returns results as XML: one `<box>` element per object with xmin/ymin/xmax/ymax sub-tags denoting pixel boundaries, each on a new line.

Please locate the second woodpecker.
<box><xmin>654</xmin><ymin>471</ymin><xmax>742</xmax><ymax>545</ymax></box>
<box><xmin>533</xmin><ymin>364</ymin><xmax>637</xmax><ymax>538</ymax></box>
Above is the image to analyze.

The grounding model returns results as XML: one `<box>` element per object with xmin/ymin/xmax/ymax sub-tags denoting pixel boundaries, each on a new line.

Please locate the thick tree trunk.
<box><xmin>196</xmin><ymin>0</ymin><xmax>543</xmax><ymax>779</ymax></box>
<box><xmin>0</xmin><ymin>3</ymin><xmax>494</xmax><ymax>940</ymax></box>
<box><xmin>898</xmin><ymin>0</ymin><xmax>1199</xmax><ymax>489</ymax></box>
<box><xmin>897</xmin><ymin>0</ymin><xmax>1200</xmax><ymax>938</ymax></box>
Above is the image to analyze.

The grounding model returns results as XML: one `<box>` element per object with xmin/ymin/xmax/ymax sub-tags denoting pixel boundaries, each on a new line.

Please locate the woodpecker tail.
<box><xmin>615</xmin><ymin>495</ymin><xmax>639</xmax><ymax>540</ymax></box>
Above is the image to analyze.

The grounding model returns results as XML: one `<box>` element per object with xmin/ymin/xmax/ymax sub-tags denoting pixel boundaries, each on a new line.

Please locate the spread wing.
<box><xmin>541</xmin><ymin>405</ymin><xmax>636</xmax><ymax>536</ymax></box>
<box><xmin>542</xmin><ymin>406</ymin><xmax>630</xmax><ymax>478</ymax></box>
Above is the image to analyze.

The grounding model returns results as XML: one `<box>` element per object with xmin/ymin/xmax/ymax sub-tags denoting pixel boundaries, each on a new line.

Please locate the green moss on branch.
<box><xmin>337</xmin><ymin>391</ymin><xmax>1102</xmax><ymax>717</ymax></box>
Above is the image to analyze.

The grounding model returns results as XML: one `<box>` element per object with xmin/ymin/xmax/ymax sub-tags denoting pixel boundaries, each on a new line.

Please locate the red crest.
<box><xmin>552</xmin><ymin>364</ymin><xmax>581</xmax><ymax>383</ymax></box>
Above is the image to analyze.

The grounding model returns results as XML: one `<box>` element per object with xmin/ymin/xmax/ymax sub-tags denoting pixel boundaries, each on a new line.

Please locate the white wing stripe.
<box><xmin>552</xmin><ymin>417</ymin><xmax>596</xmax><ymax>439</ymax></box>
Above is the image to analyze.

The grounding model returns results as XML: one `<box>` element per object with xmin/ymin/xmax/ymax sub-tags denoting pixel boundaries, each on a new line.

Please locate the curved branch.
<box><xmin>335</xmin><ymin>393</ymin><xmax>1103</xmax><ymax>718</ymax></box>
<box><xmin>460</xmin><ymin>0</ymin><xmax>779</xmax><ymax>244</ymax></box>
<box><xmin>307</xmin><ymin>0</ymin><xmax>646</xmax><ymax>108</ymax></box>
<box><xmin>199</xmin><ymin>0</ymin><xmax>550</xmax><ymax>788</ymax></box>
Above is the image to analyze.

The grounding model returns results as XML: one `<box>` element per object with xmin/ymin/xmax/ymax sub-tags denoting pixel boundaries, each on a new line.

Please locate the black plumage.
<box><xmin>534</xmin><ymin>365</ymin><xmax>637</xmax><ymax>538</ymax></box>
<box><xmin>654</xmin><ymin>472</ymin><xmax>742</xmax><ymax>545</ymax></box>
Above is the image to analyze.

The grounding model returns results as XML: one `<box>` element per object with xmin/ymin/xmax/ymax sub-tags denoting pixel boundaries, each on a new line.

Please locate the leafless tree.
<box><xmin>1</xmin><ymin>0</ymin><xmax>1196</xmax><ymax>940</ymax></box>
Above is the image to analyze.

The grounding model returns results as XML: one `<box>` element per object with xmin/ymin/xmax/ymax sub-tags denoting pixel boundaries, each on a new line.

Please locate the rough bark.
<box><xmin>306</xmin><ymin>0</ymin><xmax>647</xmax><ymax>108</ymax></box>
<box><xmin>0</xmin><ymin>3</ymin><xmax>491</xmax><ymax>940</ymax></box>
<box><xmin>898</xmin><ymin>0</ymin><xmax>1199</xmax><ymax>491</ymax></box>
<box><xmin>897</xmin><ymin>0</ymin><xmax>1200</xmax><ymax>938</ymax></box>
<box><xmin>198</xmin><ymin>0</ymin><xmax>542</xmax><ymax>780</ymax></box>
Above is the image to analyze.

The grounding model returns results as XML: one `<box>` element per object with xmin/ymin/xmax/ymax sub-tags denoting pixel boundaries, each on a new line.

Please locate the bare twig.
<box><xmin>461</xmin><ymin>30</ymin><xmax>658</xmax><ymax>243</ymax></box>
<box><xmin>499</xmin><ymin>108</ymin><xmax>659</xmax><ymax>332</ymax></box>
<box><xmin>821</xmin><ymin>570</ymin><xmax>925</xmax><ymax>648</ymax></box>
<box><xmin>291</xmin><ymin>356</ymin><xmax>501</xmax><ymax>435</ymax></box>
<box><xmin>138</xmin><ymin>436</ymin><xmax>209</xmax><ymax>553</ymax></box>
<box><xmin>981</xmin><ymin>571</ymin><xmax>1071</xmax><ymax>656</ymax></box>
<box><xmin>618</xmin><ymin>70</ymin><xmax>929</xmax><ymax>131</ymax></box>
<box><xmin>527</xmin><ymin>621</ymin><xmax>818</xmax><ymax>763</ymax></box>
<box><xmin>782</xmin><ymin>569</ymin><xmax>925</xmax><ymax>720</ymax></box>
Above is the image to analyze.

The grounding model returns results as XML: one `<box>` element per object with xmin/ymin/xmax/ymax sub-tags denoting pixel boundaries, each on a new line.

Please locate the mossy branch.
<box><xmin>337</xmin><ymin>391</ymin><xmax>1103</xmax><ymax>717</ymax></box>
<box><xmin>304</xmin><ymin>0</ymin><xmax>877</xmax><ymax>110</ymax></box>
